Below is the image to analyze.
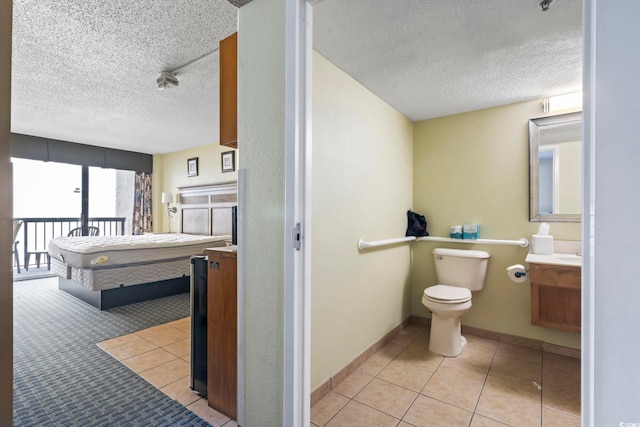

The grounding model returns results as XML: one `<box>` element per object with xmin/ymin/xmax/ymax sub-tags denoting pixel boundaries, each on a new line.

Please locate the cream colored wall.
<box><xmin>311</xmin><ymin>52</ymin><xmax>414</xmax><ymax>390</ymax></box>
<box><xmin>412</xmin><ymin>99</ymin><xmax>581</xmax><ymax>349</ymax></box>
<box><xmin>152</xmin><ymin>144</ymin><xmax>238</xmax><ymax>232</ymax></box>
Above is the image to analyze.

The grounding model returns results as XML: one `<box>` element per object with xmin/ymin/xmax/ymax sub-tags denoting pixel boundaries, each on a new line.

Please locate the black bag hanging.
<box><xmin>405</xmin><ymin>210</ymin><xmax>429</xmax><ymax>237</ymax></box>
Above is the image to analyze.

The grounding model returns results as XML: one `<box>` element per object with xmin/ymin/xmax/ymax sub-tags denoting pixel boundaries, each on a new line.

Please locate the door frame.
<box><xmin>283</xmin><ymin>0</ymin><xmax>313</xmax><ymax>425</ymax></box>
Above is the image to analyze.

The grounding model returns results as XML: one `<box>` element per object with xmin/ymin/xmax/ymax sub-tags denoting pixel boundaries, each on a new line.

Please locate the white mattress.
<box><xmin>48</xmin><ymin>233</ymin><xmax>230</xmax><ymax>269</ymax></box>
<box><xmin>52</xmin><ymin>257</ymin><xmax>191</xmax><ymax>291</ymax></box>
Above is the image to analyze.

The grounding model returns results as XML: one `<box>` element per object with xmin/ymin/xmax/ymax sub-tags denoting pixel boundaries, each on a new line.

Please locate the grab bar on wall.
<box><xmin>416</xmin><ymin>236</ymin><xmax>529</xmax><ymax>247</ymax></box>
<box><xmin>357</xmin><ymin>237</ymin><xmax>416</xmax><ymax>250</ymax></box>
<box><xmin>357</xmin><ymin>236</ymin><xmax>529</xmax><ymax>250</ymax></box>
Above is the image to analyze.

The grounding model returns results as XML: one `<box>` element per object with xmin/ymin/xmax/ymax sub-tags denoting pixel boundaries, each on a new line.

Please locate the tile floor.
<box><xmin>311</xmin><ymin>324</ymin><xmax>581</xmax><ymax>427</ymax></box>
<box><xmin>97</xmin><ymin>317</ymin><xmax>237</xmax><ymax>427</ymax></box>
<box><xmin>99</xmin><ymin>318</ymin><xmax>580</xmax><ymax>427</ymax></box>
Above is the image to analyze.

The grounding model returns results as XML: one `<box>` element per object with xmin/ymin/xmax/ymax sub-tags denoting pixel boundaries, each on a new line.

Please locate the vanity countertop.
<box><xmin>204</xmin><ymin>245</ymin><xmax>238</xmax><ymax>254</ymax></box>
<box><xmin>525</xmin><ymin>252</ymin><xmax>581</xmax><ymax>267</ymax></box>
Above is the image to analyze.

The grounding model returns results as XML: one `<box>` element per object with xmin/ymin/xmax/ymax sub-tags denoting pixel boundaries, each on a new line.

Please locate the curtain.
<box><xmin>132</xmin><ymin>172</ymin><xmax>152</xmax><ymax>234</ymax></box>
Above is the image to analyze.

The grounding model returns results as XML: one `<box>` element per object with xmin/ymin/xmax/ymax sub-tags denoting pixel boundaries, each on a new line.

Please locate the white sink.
<box><xmin>525</xmin><ymin>252</ymin><xmax>582</xmax><ymax>267</ymax></box>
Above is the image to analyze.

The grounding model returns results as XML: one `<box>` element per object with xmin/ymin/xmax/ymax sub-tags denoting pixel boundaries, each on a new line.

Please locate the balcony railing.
<box><xmin>13</xmin><ymin>217</ymin><xmax>126</xmax><ymax>271</ymax></box>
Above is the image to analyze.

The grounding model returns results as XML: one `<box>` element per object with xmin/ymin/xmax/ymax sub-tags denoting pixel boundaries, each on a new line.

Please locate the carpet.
<box><xmin>13</xmin><ymin>277</ymin><xmax>209</xmax><ymax>426</ymax></box>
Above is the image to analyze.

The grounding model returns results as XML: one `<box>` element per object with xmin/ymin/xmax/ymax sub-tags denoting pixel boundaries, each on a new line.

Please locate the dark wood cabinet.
<box><xmin>530</xmin><ymin>263</ymin><xmax>581</xmax><ymax>333</ymax></box>
<box><xmin>220</xmin><ymin>32</ymin><xmax>237</xmax><ymax>148</ymax></box>
<box><xmin>205</xmin><ymin>247</ymin><xmax>237</xmax><ymax>419</ymax></box>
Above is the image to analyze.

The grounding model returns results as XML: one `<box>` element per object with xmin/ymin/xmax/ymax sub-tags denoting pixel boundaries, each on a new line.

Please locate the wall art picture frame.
<box><xmin>221</xmin><ymin>150</ymin><xmax>235</xmax><ymax>173</ymax></box>
<box><xmin>187</xmin><ymin>157</ymin><xmax>199</xmax><ymax>177</ymax></box>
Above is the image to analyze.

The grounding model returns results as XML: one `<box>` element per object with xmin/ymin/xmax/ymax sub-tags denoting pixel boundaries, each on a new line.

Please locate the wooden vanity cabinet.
<box><xmin>205</xmin><ymin>248</ymin><xmax>237</xmax><ymax>419</ymax></box>
<box><xmin>220</xmin><ymin>32</ymin><xmax>237</xmax><ymax>148</ymax></box>
<box><xmin>530</xmin><ymin>263</ymin><xmax>581</xmax><ymax>333</ymax></box>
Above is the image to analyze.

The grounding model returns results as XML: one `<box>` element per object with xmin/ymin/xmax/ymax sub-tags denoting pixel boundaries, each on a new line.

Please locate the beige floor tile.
<box><xmin>543</xmin><ymin>365</ymin><xmax>580</xmax><ymax>393</ymax></box>
<box><xmin>475</xmin><ymin>372</ymin><xmax>541</xmax><ymax>427</ymax></box>
<box><xmin>377</xmin><ymin>356</ymin><xmax>435</xmax><ymax>392</ymax></box>
<box><xmin>469</xmin><ymin>414</ymin><xmax>511</xmax><ymax>426</ymax></box>
<box><xmin>143</xmin><ymin>327</ymin><xmax>190</xmax><ymax>347</ymax></box>
<box><xmin>495</xmin><ymin>343</ymin><xmax>542</xmax><ymax>365</ymax></box>
<box><xmin>97</xmin><ymin>333</ymin><xmax>140</xmax><ymax>350</ymax></box>
<box><xmin>543</xmin><ymin>384</ymin><xmax>580</xmax><ymax>416</ymax></box>
<box><xmin>490</xmin><ymin>355</ymin><xmax>542</xmax><ymax>382</ymax></box>
<box><xmin>354</xmin><ymin>378</ymin><xmax>417</xmax><ymax>419</ymax></box>
<box><xmin>135</xmin><ymin>323</ymin><xmax>176</xmax><ymax>338</ymax></box>
<box><xmin>121</xmin><ymin>348</ymin><xmax>178</xmax><ymax>373</ymax></box>
<box><xmin>139</xmin><ymin>358</ymin><xmax>191</xmax><ymax>388</ymax></box>
<box><xmin>163</xmin><ymin>338</ymin><xmax>191</xmax><ymax>357</ymax></box>
<box><xmin>325</xmin><ymin>400</ymin><xmax>398</xmax><ymax>427</ymax></box>
<box><xmin>391</xmin><ymin>324</ymin><xmax>427</xmax><ymax>346</ymax></box>
<box><xmin>333</xmin><ymin>370</ymin><xmax>374</xmax><ymax>399</ymax></box>
<box><xmin>166</xmin><ymin>316</ymin><xmax>191</xmax><ymax>332</ymax></box>
<box><xmin>103</xmin><ymin>318</ymin><xmax>239</xmax><ymax>424</ymax></box>
<box><xmin>439</xmin><ymin>355</ymin><xmax>489</xmax><ymax>374</ymax></box>
<box><xmin>377</xmin><ymin>341</ymin><xmax>407</xmax><ymax>358</ymax></box>
<box><xmin>187</xmin><ymin>398</ymin><xmax>231</xmax><ymax>427</ymax></box>
<box><xmin>403</xmin><ymin>395</ymin><xmax>472</xmax><ymax>427</ymax></box>
<box><xmin>397</xmin><ymin>422</ymin><xmax>414</xmax><ymax>427</ymax></box>
<box><xmin>406</xmin><ymin>331</ymin><xmax>431</xmax><ymax>351</ymax></box>
<box><xmin>542</xmin><ymin>407</ymin><xmax>581</xmax><ymax>427</ymax></box>
<box><xmin>397</xmin><ymin>345</ymin><xmax>444</xmax><ymax>370</ymax></box>
<box><xmin>102</xmin><ymin>336</ymin><xmax>158</xmax><ymax>361</ymax></box>
<box><xmin>453</xmin><ymin>346</ymin><xmax>495</xmax><ymax>370</ymax></box>
<box><xmin>543</xmin><ymin>352</ymin><xmax>580</xmax><ymax>372</ymax></box>
<box><xmin>465</xmin><ymin>335</ymin><xmax>499</xmax><ymax>355</ymax></box>
<box><xmin>421</xmin><ymin>358</ymin><xmax>488</xmax><ymax>411</ymax></box>
<box><xmin>355</xmin><ymin>342</ymin><xmax>406</xmax><ymax>377</ymax></box>
<box><xmin>161</xmin><ymin>376</ymin><xmax>201</xmax><ymax>406</ymax></box>
<box><xmin>310</xmin><ymin>391</ymin><xmax>350</xmax><ymax>426</ymax></box>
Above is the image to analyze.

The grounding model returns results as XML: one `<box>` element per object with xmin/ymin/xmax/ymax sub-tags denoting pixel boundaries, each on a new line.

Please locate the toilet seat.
<box><xmin>423</xmin><ymin>285</ymin><xmax>471</xmax><ymax>304</ymax></box>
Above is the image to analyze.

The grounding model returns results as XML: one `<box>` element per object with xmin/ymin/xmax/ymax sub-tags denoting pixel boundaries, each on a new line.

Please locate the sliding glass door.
<box><xmin>12</xmin><ymin>159</ymin><xmax>134</xmax><ymax>271</ymax></box>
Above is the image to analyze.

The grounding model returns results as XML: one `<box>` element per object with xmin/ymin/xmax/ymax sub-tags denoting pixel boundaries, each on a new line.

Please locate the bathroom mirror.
<box><xmin>529</xmin><ymin>112</ymin><xmax>582</xmax><ymax>222</ymax></box>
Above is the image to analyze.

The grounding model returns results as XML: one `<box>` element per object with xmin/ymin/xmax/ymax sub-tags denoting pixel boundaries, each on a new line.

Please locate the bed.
<box><xmin>48</xmin><ymin>181</ymin><xmax>237</xmax><ymax>309</ymax></box>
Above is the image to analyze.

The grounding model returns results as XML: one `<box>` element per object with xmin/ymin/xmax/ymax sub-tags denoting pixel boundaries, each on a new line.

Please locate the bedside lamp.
<box><xmin>161</xmin><ymin>192</ymin><xmax>177</xmax><ymax>232</ymax></box>
<box><xmin>161</xmin><ymin>192</ymin><xmax>171</xmax><ymax>204</ymax></box>
<box><xmin>161</xmin><ymin>192</ymin><xmax>177</xmax><ymax>212</ymax></box>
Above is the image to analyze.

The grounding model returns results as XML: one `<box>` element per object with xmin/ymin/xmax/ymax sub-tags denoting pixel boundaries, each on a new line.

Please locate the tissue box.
<box><xmin>532</xmin><ymin>234</ymin><xmax>554</xmax><ymax>255</ymax></box>
<box><xmin>450</xmin><ymin>225</ymin><xmax>463</xmax><ymax>239</ymax></box>
<box><xmin>463</xmin><ymin>224</ymin><xmax>480</xmax><ymax>239</ymax></box>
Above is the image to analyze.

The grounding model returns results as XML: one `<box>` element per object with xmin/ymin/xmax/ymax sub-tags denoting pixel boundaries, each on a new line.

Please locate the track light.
<box><xmin>156</xmin><ymin>47</ymin><xmax>220</xmax><ymax>91</ymax></box>
<box><xmin>540</xmin><ymin>0</ymin><xmax>553</xmax><ymax>11</ymax></box>
<box><xmin>157</xmin><ymin>72</ymin><xmax>179</xmax><ymax>90</ymax></box>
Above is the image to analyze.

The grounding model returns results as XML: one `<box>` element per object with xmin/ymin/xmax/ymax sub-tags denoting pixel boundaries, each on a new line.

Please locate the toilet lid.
<box><xmin>424</xmin><ymin>285</ymin><xmax>471</xmax><ymax>303</ymax></box>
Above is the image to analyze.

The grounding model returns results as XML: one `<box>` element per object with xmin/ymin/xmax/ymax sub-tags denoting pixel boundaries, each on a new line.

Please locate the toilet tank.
<box><xmin>433</xmin><ymin>248</ymin><xmax>490</xmax><ymax>291</ymax></box>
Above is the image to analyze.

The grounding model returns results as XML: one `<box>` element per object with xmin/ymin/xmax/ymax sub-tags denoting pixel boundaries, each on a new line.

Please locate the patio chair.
<box><xmin>12</xmin><ymin>220</ymin><xmax>22</xmax><ymax>273</ymax></box>
<box><xmin>68</xmin><ymin>226</ymin><xmax>100</xmax><ymax>237</ymax></box>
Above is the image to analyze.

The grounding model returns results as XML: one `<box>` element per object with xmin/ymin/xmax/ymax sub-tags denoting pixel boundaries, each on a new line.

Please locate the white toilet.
<box><xmin>422</xmin><ymin>248</ymin><xmax>490</xmax><ymax>357</ymax></box>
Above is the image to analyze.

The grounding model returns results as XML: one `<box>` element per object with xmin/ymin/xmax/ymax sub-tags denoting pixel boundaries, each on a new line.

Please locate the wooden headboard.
<box><xmin>177</xmin><ymin>181</ymin><xmax>237</xmax><ymax>236</ymax></box>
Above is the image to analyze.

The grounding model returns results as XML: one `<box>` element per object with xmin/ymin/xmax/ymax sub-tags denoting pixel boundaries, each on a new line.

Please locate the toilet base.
<box><xmin>428</xmin><ymin>314</ymin><xmax>467</xmax><ymax>357</ymax></box>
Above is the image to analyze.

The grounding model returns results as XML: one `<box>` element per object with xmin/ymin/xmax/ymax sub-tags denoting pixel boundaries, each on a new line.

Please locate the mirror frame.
<box><xmin>528</xmin><ymin>111</ymin><xmax>582</xmax><ymax>222</ymax></box>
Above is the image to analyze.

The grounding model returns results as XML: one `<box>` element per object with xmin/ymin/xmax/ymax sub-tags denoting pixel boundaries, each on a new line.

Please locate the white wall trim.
<box><xmin>283</xmin><ymin>0</ymin><xmax>313</xmax><ymax>425</ymax></box>
<box><xmin>236</xmin><ymin>169</ymin><xmax>246</xmax><ymax>427</ymax></box>
<box><xmin>582</xmin><ymin>0</ymin><xmax>595</xmax><ymax>425</ymax></box>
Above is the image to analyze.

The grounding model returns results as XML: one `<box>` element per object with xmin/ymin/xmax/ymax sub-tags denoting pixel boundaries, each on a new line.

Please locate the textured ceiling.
<box><xmin>11</xmin><ymin>0</ymin><xmax>582</xmax><ymax>155</ymax></box>
<box><xmin>314</xmin><ymin>0</ymin><xmax>583</xmax><ymax>122</ymax></box>
<box><xmin>11</xmin><ymin>0</ymin><xmax>238</xmax><ymax>154</ymax></box>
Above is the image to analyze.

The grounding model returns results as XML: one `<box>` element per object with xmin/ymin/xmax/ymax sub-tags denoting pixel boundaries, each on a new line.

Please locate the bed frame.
<box><xmin>59</xmin><ymin>276</ymin><xmax>189</xmax><ymax>310</ymax></box>
<box><xmin>57</xmin><ymin>181</ymin><xmax>237</xmax><ymax>310</ymax></box>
